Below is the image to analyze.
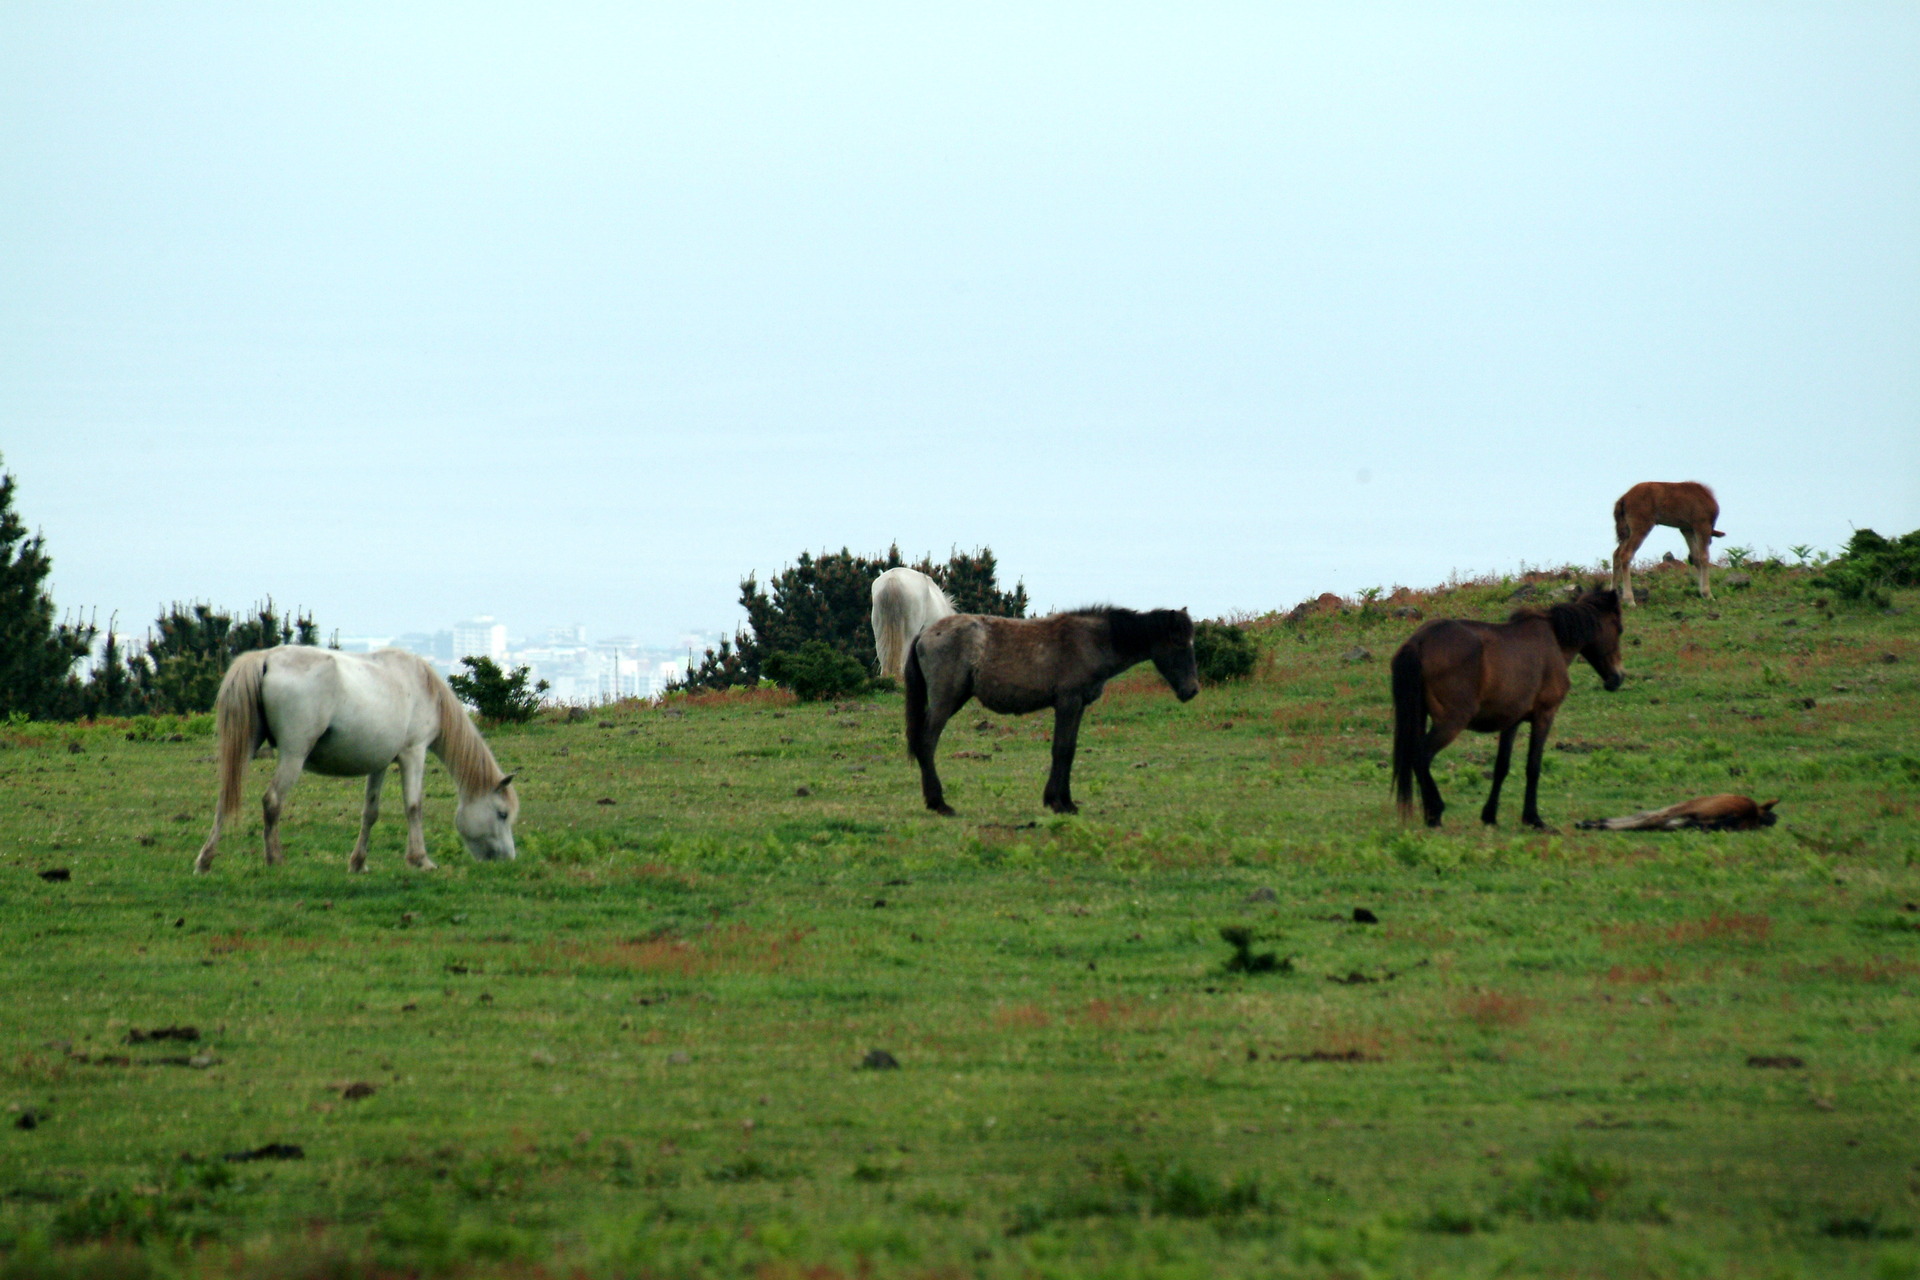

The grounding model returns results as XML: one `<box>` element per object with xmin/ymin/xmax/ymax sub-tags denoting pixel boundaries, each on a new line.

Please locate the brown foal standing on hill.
<box><xmin>1391</xmin><ymin>588</ymin><xmax>1624</xmax><ymax>829</ymax></box>
<box><xmin>1611</xmin><ymin>480</ymin><xmax>1724</xmax><ymax>605</ymax></box>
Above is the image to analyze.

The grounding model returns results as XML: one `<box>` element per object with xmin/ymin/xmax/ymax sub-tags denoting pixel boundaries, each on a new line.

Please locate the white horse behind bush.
<box><xmin>871</xmin><ymin>567</ymin><xmax>955</xmax><ymax>681</ymax></box>
<box><xmin>193</xmin><ymin>647</ymin><xmax>519</xmax><ymax>874</ymax></box>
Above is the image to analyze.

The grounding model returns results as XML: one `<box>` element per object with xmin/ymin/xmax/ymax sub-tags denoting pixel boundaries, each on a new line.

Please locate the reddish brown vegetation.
<box><xmin>1457</xmin><ymin>991</ymin><xmax>1540</xmax><ymax>1029</ymax></box>
<box><xmin>1601</xmin><ymin>913</ymin><xmax>1772</xmax><ymax>948</ymax></box>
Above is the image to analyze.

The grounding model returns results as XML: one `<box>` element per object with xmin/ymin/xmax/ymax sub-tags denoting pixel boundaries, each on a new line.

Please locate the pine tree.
<box><xmin>0</xmin><ymin>461</ymin><xmax>95</xmax><ymax>720</ymax></box>
<box><xmin>680</xmin><ymin>544</ymin><xmax>1025</xmax><ymax>691</ymax></box>
<box><xmin>131</xmin><ymin>598</ymin><xmax>320</xmax><ymax>714</ymax></box>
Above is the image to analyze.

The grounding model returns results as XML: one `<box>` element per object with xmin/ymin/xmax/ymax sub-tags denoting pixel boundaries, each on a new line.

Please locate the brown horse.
<box><xmin>1611</xmin><ymin>481</ymin><xmax>1724</xmax><ymax>605</ymax></box>
<box><xmin>1391</xmin><ymin>588</ymin><xmax>1624</xmax><ymax>829</ymax></box>
<box><xmin>1576</xmin><ymin>794</ymin><xmax>1778</xmax><ymax>832</ymax></box>
<box><xmin>904</xmin><ymin>607</ymin><xmax>1199</xmax><ymax>816</ymax></box>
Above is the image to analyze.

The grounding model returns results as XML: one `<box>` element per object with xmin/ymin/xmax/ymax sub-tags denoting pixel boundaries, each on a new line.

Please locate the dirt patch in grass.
<box><xmin>1601</xmin><ymin>913</ymin><xmax>1772</xmax><ymax>949</ymax></box>
<box><xmin>1458</xmin><ymin>991</ymin><xmax>1540</xmax><ymax>1029</ymax></box>
<box><xmin>533</xmin><ymin>925</ymin><xmax>815</xmax><ymax>977</ymax></box>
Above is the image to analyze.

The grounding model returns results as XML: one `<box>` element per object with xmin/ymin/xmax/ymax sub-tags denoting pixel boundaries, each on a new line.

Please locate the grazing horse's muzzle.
<box><xmin>1602</xmin><ymin>671</ymin><xmax>1624</xmax><ymax>692</ymax></box>
<box><xmin>1177</xmin><ymin>683</ymin><xmax>1199</xmax><ymax>702</ymax></box>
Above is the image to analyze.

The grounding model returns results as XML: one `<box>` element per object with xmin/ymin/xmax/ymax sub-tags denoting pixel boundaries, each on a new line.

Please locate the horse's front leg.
<box><xmin>1480</xmin><ymin>723</ymin><xmax>1519</xmax><ymax>826</ymax></box>
<box><xmin>397</xmin><ymin>746</ymin><xmax>438</xmax><ymax>869</ymax></box>
<box><xmin>261</xmin><ymin>751</ymin><xmax>307</xmax><ymax>865</ymax></box>
<box><xmin>348</xmin><ymin>768</ymin><xmax>388</xmax><ymax>873</ymax></box>
<box><xmin>1043</xmin><ymin>699</ymin><xmax>1085</xmax><ymax>814</ymax></box>
<box><xmin>1519</xmin><ymin>713</ymin><xmax>1557</xmax><ymax>830</ymax></box>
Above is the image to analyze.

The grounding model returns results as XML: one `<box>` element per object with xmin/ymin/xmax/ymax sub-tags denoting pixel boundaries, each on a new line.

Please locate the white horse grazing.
<box><xmin>871</xmin><ymin>567</ymin><xmax>955</xmax><ymax>680</ymax></box>
<box><xmin>193</xmin><ymin>647</ymin><xmax>519</xmax><ymax>874</ymax></box>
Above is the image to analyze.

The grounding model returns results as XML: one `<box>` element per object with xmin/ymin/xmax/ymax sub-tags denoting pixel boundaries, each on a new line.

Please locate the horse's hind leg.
<box><xmin>1480</xmin><ymin>723</ymin><xmax>1519</xmax><ymax>826</ymax></box>
<box><xmin>260</xmin><ymin>751</ymin><xmax>307</xmax><ymax>865</ymax></box>
<box><xmin>397</xmin><ymin>746</ymin><xmax>437</xmax><ymax>869</ymax></box>
<box><xmin>1612</xmin><ymin>525</ymin><xmax>1649</xmax><ymax>607</ymax></box>
<box><xmin>193</xmin><ymin>809</ymin><xmax>227</xmax><ymax>874</ymax></box>
<box><xmin>1042</xmin><ymin>698</ymin><xmax>1086</xmax><ymax>815</ymax></box>
<box><xmin>348</xmin><ymin>769</ymin><xmax>387</xmax><ymax>873</ymax></box>
<box><xmin>1415</xmin><ymin>718</ymin><xmax>1466</xmax><ymax>828</ymax></box>
<box><xmin>1686</xmin><ymin>526</ymin><xmax>1714</xmax><ymax>598</ymax></box>
<box><xmin>915</xmin><ymin>700</ymin><xmax>958</xmax><ymax>816</ymax></box>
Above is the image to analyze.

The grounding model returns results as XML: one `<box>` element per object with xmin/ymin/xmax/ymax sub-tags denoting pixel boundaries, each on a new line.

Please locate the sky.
<box><xmin>3</xmin><ymin>3</ymin><xmax>1916</xmax><ymax>648</ymax></box>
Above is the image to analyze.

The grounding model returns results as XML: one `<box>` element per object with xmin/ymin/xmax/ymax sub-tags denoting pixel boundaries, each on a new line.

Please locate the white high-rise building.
<box><xmin>453</xmin><ymin>616</ymin><xmax>507</xmax><ymax>662</ymax></box>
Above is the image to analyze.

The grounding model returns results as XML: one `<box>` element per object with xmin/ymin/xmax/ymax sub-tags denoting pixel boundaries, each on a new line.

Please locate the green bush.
<box><xmin>1192</xmin><ymin>621</ymin><xmax>1257</xmax><ymax>684</ymax></box>
<box><xmin>763</xmin><ymin>641</ymin><xmax>867</xmax><ymax>702</ymax></box>
<box><xmin>447</xmin><ymin>656</ymin><xmax>549</xmax><ymax>723</ymax></box>
<box><xmin>1812</xmin><ymin>527</ymin><xmax>1920</xmax><ymax>609</ymax></box>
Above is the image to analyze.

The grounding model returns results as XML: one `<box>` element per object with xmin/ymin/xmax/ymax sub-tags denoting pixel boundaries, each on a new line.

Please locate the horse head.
<box><xmin>1580</xmin><ymin>587</ymin><xmax>1626</xmax><ymax>692</ymax></box>
<box><xmin>455</xmin><ymin>773</ymin><xmax>520</xmax><ymax>861</ymax></box>
<box><xmin>1151</xmin><ymin>608</ymin><xmax>1201</xmax><ymax>702</ymax></box>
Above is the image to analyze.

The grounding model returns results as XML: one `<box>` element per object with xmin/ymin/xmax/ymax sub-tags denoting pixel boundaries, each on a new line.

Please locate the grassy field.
<box><xmin>2</xmin><ymin>558</ymin><xmax>1917</xmax><ymax>1279</ymax></box>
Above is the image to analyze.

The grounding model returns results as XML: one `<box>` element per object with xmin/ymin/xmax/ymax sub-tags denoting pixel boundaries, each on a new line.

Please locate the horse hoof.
<box><xmin>931</xmin><ymin>805</ymin><xmax>957</xmax><ymax>818</ymax></box>
<box><xmin>410</xmin><ymin>858</ymin><xmax>439</xmax><ymax>871</ymax></box>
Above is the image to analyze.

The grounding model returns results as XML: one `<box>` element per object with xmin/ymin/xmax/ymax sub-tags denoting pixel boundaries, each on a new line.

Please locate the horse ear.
<box><xmin>497</xmin><ymin>773</ymin><xmax>516</xmax><ymax>792</ymax></box>
<box><xmin>1759</xmin><ymin>799</ymin><xmax>1777</xmax><ymax>812</ymax></box>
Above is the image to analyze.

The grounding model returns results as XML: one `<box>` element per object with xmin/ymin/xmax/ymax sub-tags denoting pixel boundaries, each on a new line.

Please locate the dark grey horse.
<box><xmin>904</xmin><ymin>607</ymin><xmax>1200</xmax><ymax>816</ymax></box>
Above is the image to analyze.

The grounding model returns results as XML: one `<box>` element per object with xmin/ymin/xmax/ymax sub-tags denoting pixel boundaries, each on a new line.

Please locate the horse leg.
<box><xmin>1519</xmin><ymin>712</ymin><xmax>1557</xmax><ymax>830</ymax></box>
<box><xmin>1686</xmin><ymin>526</ymin><xmax>1714</xmax><ymax>598</ymax></box>
<box><xmin>348</xmin><ymin>768</ymin><xmax>387</xmax><ymax>873</ymax></box>
<box><xmin>398</xmin><ymin>746</ymin><xmax>437</xmax><ymax>869</ymax></box>
<box><xmin>1415</xmin><ymin>718</ymin><xmax>1467</xmax><ymax>828</ymax></box>
<box><xmin>1043</xmin><ymin>698</ymin><xmax>1086</xmax><ymax>814</ymax></box>
<box><xmin>260</xmin><ymin>750</ymin><xmax>306</xmax><ymax>865</ymax></box>
<box><xmin>1612</xmin><ymin>526</ymin><xmax>1649</xmax><ymax>606</ymax></box>
<box><xmin>192</xmin><ymin>808</ymin><xmax>227</xmax><ymax>874</ymax></box>
<box><xmin>1480</xmin><ymin>723</ymin><xmax>1519</xmax><ymax>826</ymax></box>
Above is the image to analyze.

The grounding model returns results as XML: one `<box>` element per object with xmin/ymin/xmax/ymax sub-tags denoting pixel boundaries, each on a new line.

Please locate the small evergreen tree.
<box><xmin>82</xmin><ymin>619</ymin><xmax>143</xmax><ymax>718</ymax></box>
<box><xmin>0</xmin><ymin>460</ymin><xmax>95</xmax><ymax>720</ymax></box>
<box><xmin>1192</xmin><ymin>621</ymin><xmax>1258</xmax><ymax>684</ymax></box>
<box><xmin>131</xmin><ymin>599</ymin><xmax>320</xmax><ymax>714</ymax></box>
<box><xmin>763</xmin><ymin>640</ymin><xmax>869</xmax><ymax>702</ymax></box>
<box><xmin>682</xmin><ymin>544</ymin><xmax>1026</xmax><ymax>691</ymax></box>
<box><xmin>447</xmin><ymin>656</ymin><xmax>549</xmax><ymax>723</ymax></box>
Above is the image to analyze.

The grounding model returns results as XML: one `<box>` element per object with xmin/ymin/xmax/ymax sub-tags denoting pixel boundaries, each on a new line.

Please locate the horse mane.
<box><xmin>1068</xmin><ymin>605</ymin><xmax>1193</xmax><ymax>652</ymax></box>
<box><xmin>1542</xmin><ymin>601</ymin><xmax>1601</xmax><ymax>649</ymax></box>
<box><xmin>427</xmin><ymin>667</ymin><xmax>508</xmax><ymax>798</ymax></box>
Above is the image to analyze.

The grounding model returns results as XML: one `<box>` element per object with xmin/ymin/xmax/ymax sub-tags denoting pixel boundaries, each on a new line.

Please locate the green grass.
<box><xmin>2</xmin><ymin>559</ymin><xmax>1918</xmax><ymax>1278</ymax></box>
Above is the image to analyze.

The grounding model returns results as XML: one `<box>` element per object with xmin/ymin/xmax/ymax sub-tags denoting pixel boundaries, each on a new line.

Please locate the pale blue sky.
<box><xmin>4</xmin><ymin>4</ymin><xmax>1915</xmax><ymax>645</ymax></box>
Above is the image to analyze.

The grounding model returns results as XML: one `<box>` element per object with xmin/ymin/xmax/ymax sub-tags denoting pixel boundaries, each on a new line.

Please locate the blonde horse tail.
<box><xmin>875</xmin><ymin>606</ymin><xmax>908</xmax><ymax>680</ymax></box>
<box><xmin>213</xmin><ymin>650</ymin><xmax>269</xmax><ymax>821</ymax></box>
<box><xmin>1612</xmin><ymin>497</ymin><xmax>1630</xmax><ymax>544</ymax></box>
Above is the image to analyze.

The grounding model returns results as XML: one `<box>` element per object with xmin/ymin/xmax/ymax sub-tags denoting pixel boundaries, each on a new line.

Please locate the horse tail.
<box><xmin>1389</xmin><ymin>644</ymin><xmax>1427</xmax><ymax>819</ymax></box>
<box><xmin>213</xmin><ymin>649</ymin><xmax>270</xmax><ymax>821</ymax></box>
<box><xmin>903</xmin><ymin>637</ymin><xmax>930</xmax><ymax>763</ymax></box>
<box><xmin>1612</xmin><ymin>496</ymin><xmax>1630</xmax><ymax>543</ymax></box>
<box><xmin>874</xmin><ymin>596</ymin><xmax>908</xmax><ymax>680</ymax></box>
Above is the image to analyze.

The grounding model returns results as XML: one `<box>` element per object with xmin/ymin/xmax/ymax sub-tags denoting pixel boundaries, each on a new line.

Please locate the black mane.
<box><xmin>1071</xmin><ymin>605</ymin><xmax>1194</xmax><ymax>655</ymax></box>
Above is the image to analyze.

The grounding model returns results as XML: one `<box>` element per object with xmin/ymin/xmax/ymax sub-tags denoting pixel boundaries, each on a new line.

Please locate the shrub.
<box><xmin>763</xmin><ymin>641</ymin><xmax>868</xmax><ymax>702</ymax></box>
<box><xmin>679</xmin><ymin>545</ymin><xmax>1027</xmax><ymax>691</ymax></box>
<box><xmin>1192</xmin><ymin>621</ymin><xmax>1257</xmax><ymax>684</ymax></box>
<box><xmin>1811</xmin><ymin>528</ymin><xmax>1920</xmax><ymax>609</ymax></box>
<box><xmin>448</xmin><ymin>656</ymin><xmax>549</xmax><ymax>723</ymax></box>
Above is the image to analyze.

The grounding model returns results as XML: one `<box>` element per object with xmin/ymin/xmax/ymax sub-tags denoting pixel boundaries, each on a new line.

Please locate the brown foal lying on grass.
<box><xmin>1576</xmin><ymin>794</ymin><xmax>1779</xmax><ymax>832</ymax></box>
<box><xmin>1391</xmin><ymin>588</ymin><xmax>1625</xmax><ymax>830</ymax></box>
<box><xmin>904</xmin><ymin>607</ymin><xmax>1199</xmax><ymax>816</ymax></box>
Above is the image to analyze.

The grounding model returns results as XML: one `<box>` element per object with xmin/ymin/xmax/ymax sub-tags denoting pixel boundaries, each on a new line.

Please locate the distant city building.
<box><xmin>391</xmin><ymin>631</ymin><xmax>454</xmax><ymax>663</ymax></box>
<box><xmin>453</xmin><ymin>616</ymin><xmax>507</xmax><ymax>663</ymax></box>
<box><xmin>334</xmin><ymin>635</ymin><xmax>394</xmax><ymax>654</ymax></box>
